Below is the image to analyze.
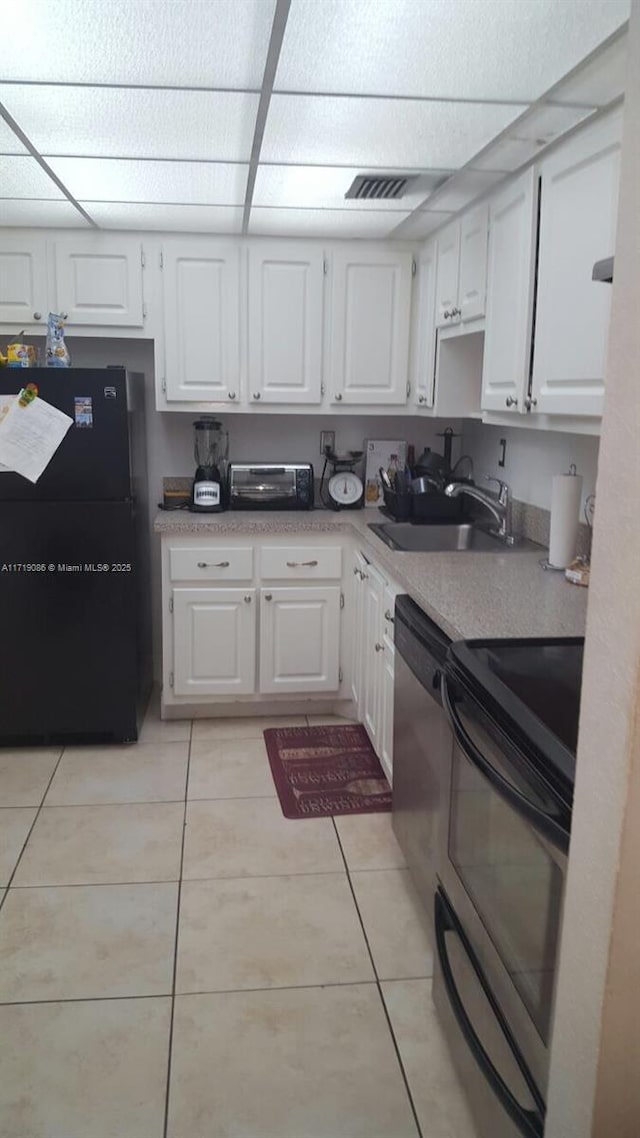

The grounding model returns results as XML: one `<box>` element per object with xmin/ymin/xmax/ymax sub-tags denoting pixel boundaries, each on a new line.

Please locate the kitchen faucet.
<box><xmin>444</xmin><ymin>476</ymin><xmax>514</xmax><ymax>544</ymax></box>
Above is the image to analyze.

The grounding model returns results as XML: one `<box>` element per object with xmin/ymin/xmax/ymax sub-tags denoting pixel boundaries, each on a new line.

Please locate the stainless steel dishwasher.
<box><xmin>392</xmin><ymin>594</ymin><xmax>453</xmax><ymax>909</ymax></box>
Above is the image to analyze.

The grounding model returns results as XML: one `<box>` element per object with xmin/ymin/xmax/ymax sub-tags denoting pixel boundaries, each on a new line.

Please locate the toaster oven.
<box><xmin>228</xmin><ymin>463</ymin><xmax>314</xmax><ymax>510</ymax></box>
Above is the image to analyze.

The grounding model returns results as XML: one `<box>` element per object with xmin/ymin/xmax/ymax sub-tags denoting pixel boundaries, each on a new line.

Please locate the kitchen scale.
<box><xmin>319</xmin><ymin>450</ymin><xmax>364</xmax><ymax>510</ymax></box>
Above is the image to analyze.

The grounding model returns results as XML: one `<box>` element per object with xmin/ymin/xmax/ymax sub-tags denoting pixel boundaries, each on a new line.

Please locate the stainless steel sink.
<box><xmin>367</xmin><ymin>521</ymin><xmax>533</xmax><ymax>553</ymax></box>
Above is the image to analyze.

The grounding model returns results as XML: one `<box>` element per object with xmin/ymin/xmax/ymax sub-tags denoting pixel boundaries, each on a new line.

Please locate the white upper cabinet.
<box><xmin>329</xmin><ymin>247</ymin><xmax>412</xmax><ymax>405</ymax></box>
<box><xmin>435</xmin><ymin>206</ymin><xmax>488</xmax><ymax>329</ymax></box>
<box><xmin>248</xmin><ymin>244</ymin><xmax>324</xmax><ymax>405</ymax></box>
<box><xmin>53</xmin><ymin>235</ymin><xmax>144</xmax><ymax>326</ymax></box>
<box><xmin>531</xmin><ymin>111</ymin><xmax>622</xmax><ymax>417</ymax></box>
<box><xmin>162</xmin><ymin>240</ymin><xmax>240</xmax><ymax>403</ymax></box>
<box><xmin>412</xmin><ymin>240</ymin><xmax>437</xmax><ymax>408</ymax></box>
<box><xmin>459</xmin><ymin>204</ymin><xmax>489</xmax><ymax>323</ymax></box>
<box><xmin>482</xmin><ymin>168</ymin><xmax>539</xmax><ymax>414</ymax></box>
<box><xmin>435</xmin><ymin>224</ymin><xmax>461</xmax><ymax>327</ymax></box>
<box><xmin>0</xmin><ymin>234</ymin><xmax>47</xmax><ymax>326</ymax></box>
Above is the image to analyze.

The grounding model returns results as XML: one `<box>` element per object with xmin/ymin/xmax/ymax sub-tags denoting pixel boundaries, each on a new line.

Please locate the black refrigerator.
<box><xmin>0</xmin><ymin>368</ymin><xmax>152</xmax><ymax>744</ymax></box>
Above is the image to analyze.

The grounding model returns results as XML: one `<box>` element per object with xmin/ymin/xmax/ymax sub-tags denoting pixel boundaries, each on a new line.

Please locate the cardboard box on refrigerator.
<box><xmin>364</xmin><ymin>438</ymin><xmax>408</xmax><ymax>507</ymax></box>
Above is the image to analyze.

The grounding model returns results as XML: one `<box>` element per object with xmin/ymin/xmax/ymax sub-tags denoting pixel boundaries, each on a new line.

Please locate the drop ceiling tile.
<box><xmin>0</xmin><ymin>117</ymin><xmax>27</xmax><ymax>154</ymax></box>
<box><xmin>0</xmin><ymin>155</ymin><xmax>65</xmax><ymax>199</ymax></box>
<box><xmin>0</xmin><ymin>200</ymin><xmax>90</xmax><ymax>227</ymax></box>
<box><xmin>249</xmin><ymin>207</ymin><xmax>407</xmax><ymax>238</ymax></box>
<box><xmin>253</xmin><ymin>164</ymin><xmax>447</xmax><ymax>211</ymax></box>
<box><xmin>46</xmin><ymin>158</ymin><xmax>248</xmax><ymax>205</ymax></box>
<box><xmin>549</xmin><ymin>31</ymin><xmax>628</xmax><ymax>107</ymax></box>
<box><xmin>1</xmin><ymin>0</ymin><xmax>275</xmax><ymax>87</ymax></box>
<box><xmin>0</xmin><ymin>86</ymin><xmax>259</xmax><ymax>161</ymax></box>
<box><xmin>82</xmin><ymin>202</ymin><xmax>243</xmax><ymax>233</ymax></box>
<box><xmin>424</xmin><ymin>169</ymin><xmax>505</xmax><ymax>212</ymax></box>
<box><xmin>276</xmin><ymin>0</ymin><xmax>629</xmax><ymax>101</ymax></box>
<box><xmin>471</xmin><ymin>104</ymin><xmax>596</xmax><ymax>172</ymax></box>
<box><xmin>392</xmin><ymin>211</ymin><xmax>454</xmax><ymax>241</ymax></box>
<box><xmin>262</xmin><ymin>95</ymin><xmax>526</xmax><ymax>169</ymax></box>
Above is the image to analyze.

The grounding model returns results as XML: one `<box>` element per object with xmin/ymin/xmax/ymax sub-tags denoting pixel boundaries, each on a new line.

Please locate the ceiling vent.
<box><xmin>345</xmin><ymin>173</ymin><xmax>418</xmax><ymax>201</ymax></box>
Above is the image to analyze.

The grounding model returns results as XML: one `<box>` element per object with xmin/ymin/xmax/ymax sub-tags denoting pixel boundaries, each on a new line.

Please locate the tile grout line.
<box><xmin>0</xmin><ymin>748</ymin><xmax>66</xmax><ymax>912</ymax></box>
<box><xmin>162</xmin><ymin>716</ymin><xmax>193</xmax><ymax>1138</ymax></box>
<box><xmin>331</xmin><ymin>817</ymin><xmax>425</xmax><ymax>1138</ymax></box>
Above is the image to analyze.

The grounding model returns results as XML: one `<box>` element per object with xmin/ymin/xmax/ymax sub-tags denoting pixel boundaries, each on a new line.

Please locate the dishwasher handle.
<box><xmin>435</xmin><ymin>888</ymin><xmax>545</xmax><ymax>1138</ymax></box>
<box><xmin>441</xmin><ymin>673</ymin><xmax>570</xmax><ymax>853</ymax></box>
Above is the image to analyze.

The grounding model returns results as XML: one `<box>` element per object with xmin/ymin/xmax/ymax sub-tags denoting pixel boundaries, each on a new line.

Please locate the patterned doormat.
<box><xmin>263</xmin><ymin>723</ymin><xmax>391</xmax><ymax>820</ymax></box>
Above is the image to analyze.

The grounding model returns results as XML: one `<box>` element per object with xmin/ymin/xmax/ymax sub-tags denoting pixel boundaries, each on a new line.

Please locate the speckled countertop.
<box><xmin>153</xmin><ymin>509</ymin><xmax>588</xmax><ymax>642</ymax></box>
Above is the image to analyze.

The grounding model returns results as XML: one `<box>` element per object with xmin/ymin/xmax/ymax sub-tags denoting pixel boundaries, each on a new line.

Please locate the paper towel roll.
<box><xmin>549</xmin><ymin>471</ymin><xmax>583</xmax><ymax>568</ymax></box>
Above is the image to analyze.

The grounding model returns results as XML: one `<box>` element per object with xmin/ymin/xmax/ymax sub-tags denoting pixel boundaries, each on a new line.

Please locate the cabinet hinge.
<box><xmin>161</xmin><ymin>378</ymin><xmax>167</xmax><ymax>393</ymax></box>
<box><xmin>169</xmin><ymin>671</ymin><xmax>174</xmax><ymax>689</ymax></box>
<box><xmin>140</xmin><ymin>249</ymin><xmax>146</xmax><ymax>268</ymax></box>
<box><xmin>406</xmin><ymin>380</ymin><xmax>411</xmax><ymax>397</ymax></box>
<box><xmin>169</xmin><ymin>595</ymin><xmax>174</xmax><ymax>613</ymax></box>
<box><xmin>339</xmin><ymin>666</ymin><xmax>343</xmax><ymax>684</ymax></box>
<box><xmin>323</xmin><ymin>258</ymin><xmax>328</xmax><ymax>275</ymax></box>
<box><xmin>142</xmin><ymin>303</ymin><xmax>147</xmax><ymax>318</ymax></box>
<box><xmin>340</xmin><ymin>591</ymin><xmax>345</xmax><ymax>609</ymax></box>
<box><xmin>412</xmin><ymin>258</ymin><xmax>417</xmax><ymax>276</ymax></box>
<box><xmin>159</xmin><ymin>251</ymin><xmax>164</xmax><ymax>269</ymax></box>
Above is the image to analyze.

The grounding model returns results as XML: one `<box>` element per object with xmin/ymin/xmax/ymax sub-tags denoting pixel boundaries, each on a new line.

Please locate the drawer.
<box><xmin>169</xmin><ymin>546</ymin><xmax>254</xmax><ymax>582</ymax></box>
<box><xmin>260</xmin><ymin>545</ymin><xmax>343</xmax><ymax>580</ymax></box>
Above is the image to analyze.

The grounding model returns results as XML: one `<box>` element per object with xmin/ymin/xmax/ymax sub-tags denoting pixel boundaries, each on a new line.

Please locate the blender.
<box><xmin>190</xmin><ymin>418</ymin><xmax>229</xmax><ymax>512</ymax></box>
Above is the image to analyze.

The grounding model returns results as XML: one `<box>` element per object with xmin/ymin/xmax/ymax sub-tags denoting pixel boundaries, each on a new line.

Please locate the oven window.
<box><xmin>449</xmin><ymin>745</ymin><xmax>564</xmax><ymax>1043</ymax></box>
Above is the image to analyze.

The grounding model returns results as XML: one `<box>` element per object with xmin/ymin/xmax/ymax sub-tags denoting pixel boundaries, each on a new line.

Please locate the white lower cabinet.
<box><xmin>172</xmin><ymin>587</ymin><xmax>256</xmax><ymax>696</ymax></box>
<box><xmin>259</xmin><ymin>586</ymin><xmax>341</xmax><ymax>694</ymax></box>
<box><xmin>351</xmin><ymin>549</ymin><xmax>400</xmax><ymax>782</ymax></box>
<box><xmin>360</xmin><ymin>562</ymin><xmax>385</xmax><ymax>750</ymax></box>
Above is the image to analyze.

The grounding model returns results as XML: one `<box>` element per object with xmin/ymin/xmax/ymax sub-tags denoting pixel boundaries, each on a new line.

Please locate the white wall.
<box><xmin>460</xmin><ymin>419</ymin><xmax>600</xmax><ymax>513</ymax></box>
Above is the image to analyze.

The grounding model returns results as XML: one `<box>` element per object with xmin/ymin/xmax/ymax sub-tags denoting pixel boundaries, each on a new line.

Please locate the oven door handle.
<box><xmin>435</xmin><ymin>888</ymin><xmax>545</xmax><ymax>1138</ymax></box>
<box><xmin>441</xmin><ymin>674</ymin><xmax>569</xmax><ymax>853</ymax></box>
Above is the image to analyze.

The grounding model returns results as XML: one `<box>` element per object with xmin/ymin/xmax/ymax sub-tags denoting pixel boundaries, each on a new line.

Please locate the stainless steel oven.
<box><xmin>434</xmin><ymin>639</ymin><xmax>581</xmax><ymax>1138</ymax></box>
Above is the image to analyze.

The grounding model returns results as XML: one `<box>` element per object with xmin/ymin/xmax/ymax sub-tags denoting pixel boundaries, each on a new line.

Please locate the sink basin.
<box><xmin>368</xmin><ymin>522</ymin><xmax>531</xmax><ymax>553</ymax></box>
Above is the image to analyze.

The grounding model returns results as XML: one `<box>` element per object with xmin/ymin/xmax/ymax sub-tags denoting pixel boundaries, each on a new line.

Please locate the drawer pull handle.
<box><xmin>286</xmin><ymin>559</ymin><xmax>318</xmax><ymax>568</ymax></box>
<box><xmin>197</xmin><ymin>561</ymin><xmax>230</xmax><ymax>568</ymax></box>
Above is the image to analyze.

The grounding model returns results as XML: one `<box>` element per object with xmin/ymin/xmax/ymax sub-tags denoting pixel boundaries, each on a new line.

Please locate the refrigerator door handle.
<box><xmin>441</xmin><ymin>674</ymin><xmax>570</xmax><ymax>853</ymax></box>
<box><xmin>435</xmin><ymin>888</ymin><xmax>545</xmax><ymax>1138</ymax></box>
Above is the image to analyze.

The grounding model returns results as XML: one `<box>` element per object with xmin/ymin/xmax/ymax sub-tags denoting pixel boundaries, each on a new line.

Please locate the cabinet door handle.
<box><xmin>264</xmin><ymin>593</ymin><xmax>272</xmax><ymax>601</ymax></box>
<box><xmin>384</xmin><ymin>609</ymin><xmax>395</xmax><ymax>623</ymax></box>
<box><xmin>334</xmin><ymin>392</ymin><xmax>343</xmax><ymax>401</ymax></box>
<box><xmin>451</xmin><ymin>306</ymin><xmax>461</xmax><ymax>317</ymax></box>
<box><xmin>286</xmin><ymin>559</ymin><xmax>318</xmax><ymax>568</ymax></box>
<box><xmin>197</xmin><ymin>560</ymin><xmax>230</xmax><ymax>568</ymax></box>
<box><xmin>244</xmin><ymin>594</ymin><xmax>253</xmax><ymax>603</ymax></box>
<box><xmin>33</xmin><ymin>311</ymin><xmax>42</xmax><ymax>321</ymax></box>
<box><xmin>228</xmin><ymin>391</ymin><xmax>236</xmax><ymax>400</ymax></box>
<box><xmin>443</xmin><ymin>309</ymin><xmax>451</xmax><ymax>319</ymax></box>
<box><xmin>252</xmin><ymin>392</ymin><xmax>261</xmax><ymax>400</ymax></box>
<box><xmin>524</xmin><ymin>396</ymin><xmax>538</xmax><ymax>411</ymax></box>
<box><xmin>505</xmin><ymin>395</ymin><xmax>518</xmax><ymax>408</ymax></box>
<box><xmin>418</xmin><ymin>395</ymin><xmax>426</xmax><ymax>404</ymax></box>
<box><xmin>375</xmin><ymin>642</ymin><xmax>385</xmax><ymax>652</ymax></box>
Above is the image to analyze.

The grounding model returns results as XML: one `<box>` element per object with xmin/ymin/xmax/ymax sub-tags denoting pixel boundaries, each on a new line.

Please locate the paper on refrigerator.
<box><xmin>0</xmin><ymin>394</ymin><xmax>73</xmax><ymax>483</ymax></box>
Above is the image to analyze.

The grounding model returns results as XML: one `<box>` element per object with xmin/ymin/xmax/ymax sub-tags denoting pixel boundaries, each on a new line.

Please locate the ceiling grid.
<box><xmin>0</xmin><ymin>0</ymin><xmax>630</xmax><ymax>238</ymax></box>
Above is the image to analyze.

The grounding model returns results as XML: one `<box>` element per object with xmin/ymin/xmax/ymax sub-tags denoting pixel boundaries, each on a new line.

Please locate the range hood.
<box><xmin>592</xmin><ymin>257</ymin><xmax>614</xmax><ymax>282</ymax></box>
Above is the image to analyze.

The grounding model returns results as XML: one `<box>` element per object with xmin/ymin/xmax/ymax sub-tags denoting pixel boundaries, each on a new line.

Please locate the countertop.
<box><xmin>153</xmin><ymin>508</ymin><xmax>588</xmax><ymax>642</ymax></box>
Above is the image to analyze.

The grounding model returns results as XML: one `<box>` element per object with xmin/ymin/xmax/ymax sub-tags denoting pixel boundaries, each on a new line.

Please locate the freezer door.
<box><xmin>0</xmin><ymin>502</ymin><xmax>146</xmax><ymax>742</ymax></box>
<box><xmin>0</xmin><ymin>368</ymin><xmax>133</xmax><ymax>501</ymax></box>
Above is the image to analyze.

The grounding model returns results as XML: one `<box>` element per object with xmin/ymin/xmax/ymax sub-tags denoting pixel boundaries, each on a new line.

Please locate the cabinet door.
<box><xmin>248</xmin><ymin>244</ymin><xmax>324</xmax><ymax>404</ymax></box>
<box><xmin>531</xmin><ymin>112</ymin><xmax>621</xmax><ymax>416</ymax></box>
<box><xmin>435</xmin><ymin>223</ymin><xmax>460</xmax><ymax>327</ymax></box>
<box><xmin>482</xmin><ymin>168</ymin><xmax>538</xmax><ymax>414</ymax></box>
<box><xmin>330</xmin><ymin>248</ymin><xmax>412</xmax><ymax>405</ymax></box>
<box><xmin>459</xmin><ymin>204</ymin><xmax>489</xmax><ymax>323</ymax></box>
<box><xmin>350</xmin><ymin>550</ymin><xmax>368</xmax><ymax>706</ymax></box>
<box><xmin>259</xmin><ymin>586</ymin><xmax>341</xmax><ymax>694</ymax></box>
<box><xmin>54</xmin><ymin>236</ymin><xmax>144</xmax><ymax>326</ymax></box>
<box><xmin>173</xmin><ymin>587</ymin><xmax>255</xmax><ymax>696</ymax></box>
<box><xmin>360</xmin><ymin>563</ymin><xmax>385</xmax><ymax>752</ymax></box>
<box><xmin>413</xmin><ymin>241</ymin><xmax>437</xmax><ymax>408</ymax></box>
<box><xmin>380</xmin><ymin>637</ymin><xmax>395</xmax><ymax>785</ymax></box>
<box><xmin>163</xmin><ymin>241</ymin><xmax>240</xmax><ymax>402</ymax></box>
<box><xmin>0</xmin><ymin>234</ymin><xmax>47</xmax><ymax>327</ymax></box>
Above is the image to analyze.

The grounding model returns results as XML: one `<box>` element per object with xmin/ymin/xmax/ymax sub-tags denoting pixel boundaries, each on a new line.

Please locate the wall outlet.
<box><xmin>320</xmin><ymin>430</ymin><xmax>335</xmax><ymax>456</ymax></box>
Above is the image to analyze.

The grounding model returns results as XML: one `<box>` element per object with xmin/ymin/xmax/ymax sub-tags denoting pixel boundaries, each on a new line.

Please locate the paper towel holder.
<box><xmin>540</xmin><ymin>465</ymin><xmax>580</xmax><ymax>571</ymax></box>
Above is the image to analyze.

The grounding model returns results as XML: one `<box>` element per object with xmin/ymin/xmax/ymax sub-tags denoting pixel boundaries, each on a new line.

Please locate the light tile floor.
<box><xmin>0</xmin><ymin>704</ymin><xmax>477</xmax><ymax>1138</ymax></box>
